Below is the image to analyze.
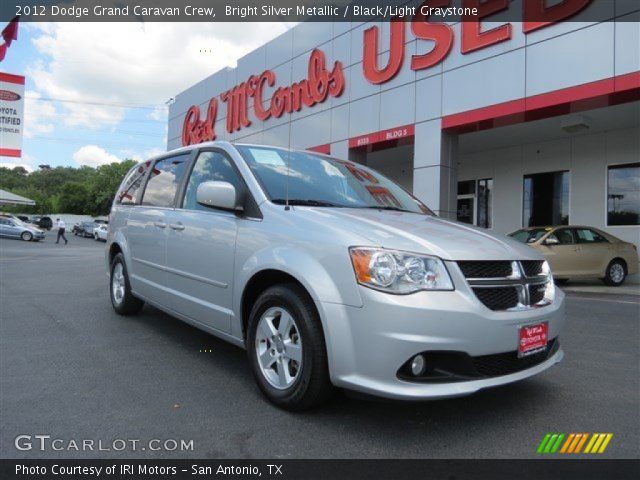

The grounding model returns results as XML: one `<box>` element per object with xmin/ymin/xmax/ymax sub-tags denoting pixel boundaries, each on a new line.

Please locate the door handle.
<box><xmin>169</xmin><ymin>223</ymin><xmax>185</xmax><ymax>231</ymax></box>
<box><xmin>153</xmin><ymin>221</ymin><xmax>167</xmax><ymax>228</ymax></box>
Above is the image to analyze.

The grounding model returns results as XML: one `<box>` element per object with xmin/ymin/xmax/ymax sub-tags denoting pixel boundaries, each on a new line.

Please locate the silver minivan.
<box><xmin>107</xmin><ymin>142</ymin><xmax>565</xmax><ymax>410</ymax></box>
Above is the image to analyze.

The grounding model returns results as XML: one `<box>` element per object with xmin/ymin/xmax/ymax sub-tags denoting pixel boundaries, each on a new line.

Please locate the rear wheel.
<box><xmin>603</xmin><ymin>259</ymin><xmax>626</xmax><ymax>286</ymax></box>
<box><xmin>247</xmin><ymin>283</ymin><xmax>333</xmax><ymax>411</ymax></box>
<box><xmin>20</xmin><ymin>231</ymin><xmax>33</xmax><ymax>242</ymax></box>
<box><xmin>110</xmin><ymin>253</ymin><xmax>144</xmax><ymax>315</ymax></box>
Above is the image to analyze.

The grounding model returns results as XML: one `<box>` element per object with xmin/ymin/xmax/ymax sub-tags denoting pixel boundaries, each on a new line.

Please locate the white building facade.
<box><xmin>168</xmin><ymin>3</ymin><xmax>639</xmax><ymax>256</ymax></box>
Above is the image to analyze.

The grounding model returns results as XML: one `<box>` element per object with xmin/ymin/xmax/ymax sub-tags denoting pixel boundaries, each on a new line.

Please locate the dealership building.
<box><xmin>168</xmin><ymin>4</ymin><xmax>639</xmax><ymax>259</ymax></box>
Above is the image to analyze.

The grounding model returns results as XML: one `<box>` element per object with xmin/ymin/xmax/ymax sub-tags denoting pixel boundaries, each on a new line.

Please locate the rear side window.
<box><xmin>141</xmin><ymin>154</ymin><xmax>190</xmax><ymax>207</ymax></box>
<box><xmin>116</xmin><ymin>162</ymin><xmax>150</xmax><ymax>205</ymax></box>
<box><xmin>575</xmin><ymin>228</ymin><xmax>608</xmax><ymax>244</ymax></box>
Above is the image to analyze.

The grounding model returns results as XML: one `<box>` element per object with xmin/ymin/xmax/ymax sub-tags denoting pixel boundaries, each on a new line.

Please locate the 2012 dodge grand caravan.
<box><xmin>107</xmin><ymin>142</ymin><xmax>565</xmax><ymax>410</ymax></box>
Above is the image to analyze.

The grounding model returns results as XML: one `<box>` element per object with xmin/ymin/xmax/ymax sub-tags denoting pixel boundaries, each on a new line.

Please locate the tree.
<box><xmin>88</xmin><ymin>160</ymin><xmax>137</xmax><ymax>215</ymax></box>
<box><xmin>0</xmin><ymin>160</ymin><xmax>137</xmax><ymax>215</ymax></box>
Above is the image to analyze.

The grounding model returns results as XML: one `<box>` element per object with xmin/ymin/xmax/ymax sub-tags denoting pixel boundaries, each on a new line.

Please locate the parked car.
<box><xmin>0</xmin><ymin>217</ymin><xmax>45</xmax><ymax>241</ymax></box>
<box><xmin>94</xmin><ymin>223</ymin><xmax>108</xmax><ymax>241</ymax></box>
<box><xmin>16</xmin><ymin>215</ymin><xmax>30</xmax><ymax>222</ymax></box>
<box><xmin>74</xmin><ymin>221</ymin><xmax>98</xmax><ymax>238</ymax></box>
<box><xmin>31</xmin><ymin>216</ymin><xmax>53</xmax><ymax>230</ymax></box>
<box><xmin>107</xmin><ymin>142</ymin><xmax>565</xmax><ymax>410</ymax></box>
<box><xmin>509</xmin><ymin>226</ymin><xmax>638</xmax><ymax>286</ymax></box>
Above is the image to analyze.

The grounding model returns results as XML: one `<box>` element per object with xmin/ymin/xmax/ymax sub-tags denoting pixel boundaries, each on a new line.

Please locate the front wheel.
<box><xmin>110</xmin><ymin>253</ymin><xmax>144</xmax><ymax>315</ymax></box>
<box><xmin>21</xmin><ymin>231</ymin><xmax>33</xmax><ymax>241</ymax></box>
<box><xmin>247</xmin><ymin>284</ymin><xmax>333</xmax><ymax>411</ymax></box>
<box><xmin>603</xmin><ymin>259</ymin><xmax>626</xmax><ymax>286</ymax></box>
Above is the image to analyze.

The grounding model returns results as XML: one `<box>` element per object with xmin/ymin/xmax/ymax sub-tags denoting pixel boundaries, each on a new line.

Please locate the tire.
<box><xmin>110</xmin><ymin>253</ymin><xmax>144</xmax><ymax>315</ymax></box>
<box><xmin>603</xmin><ymin>259</ymin><xmax>626</xmax><ymax>287</ymax></box>
<box><xmin>21</xmin><ymin>231</ymin><xmax>33</xmax><ymax>242</ymax></box>
<box><xmin>94</xmin><ymin>234</ymin><xmax>99</xmax><ymax>241</ymax></box>
<box><xmin>247</xmin><ymin>283</ymin><xmax>333</xmax><ymax>411</ymax></box>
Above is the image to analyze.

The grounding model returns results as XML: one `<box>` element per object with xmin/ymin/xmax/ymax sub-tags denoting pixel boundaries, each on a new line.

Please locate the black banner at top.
<box><xmin>1</xmin><ymin>0</ymin><xmax>638</xmax><ymax>23</ymax></box>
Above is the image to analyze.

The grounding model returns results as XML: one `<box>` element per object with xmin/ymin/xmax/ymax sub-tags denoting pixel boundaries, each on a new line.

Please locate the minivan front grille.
<box><xmin>472</xmin><ymin>286</ymin><xmax>519</xmax><ymax>311</ymax></box>
<box><xmin>528</xmin><ymin>283</ymin><xmax>547</xmax><ymax>305</ymax></box>
<box><xmin>458</xmin><ymin>260</ymin><xmax>551</xmax><ymax>311</ymax></box>
<box><xmin>521</xmin><ymin>260</ymin><xmax>545</xmax><ymax>277</ymax></box>
<box><xmin>458</xmin><ymin>261</ymin><xmax>512</xmax><ymax>279</ymax></box>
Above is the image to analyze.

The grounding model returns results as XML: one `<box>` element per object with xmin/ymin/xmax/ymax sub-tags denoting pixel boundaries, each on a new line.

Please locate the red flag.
<box><xmin>2</xmin><ymin>16</ymin><xmax>19</xmax><ymax>47</ymax></box>
<box><xmin>0</xmin><ymin>43</ymin><xmax>6</xmax><ymax>62</ymax></box>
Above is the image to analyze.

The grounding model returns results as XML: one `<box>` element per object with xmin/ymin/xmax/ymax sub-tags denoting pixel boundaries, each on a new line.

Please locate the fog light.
<box><xmin>410</xmin><ymin>355</ymin><xmax>426</xmax><ymax>376</ymax></box>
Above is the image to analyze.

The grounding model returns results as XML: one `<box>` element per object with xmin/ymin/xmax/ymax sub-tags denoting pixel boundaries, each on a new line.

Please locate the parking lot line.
<box><xmin>566</xmin><ymin>295</ymin><xmax>639</xmax><ymax>305</ymax></box>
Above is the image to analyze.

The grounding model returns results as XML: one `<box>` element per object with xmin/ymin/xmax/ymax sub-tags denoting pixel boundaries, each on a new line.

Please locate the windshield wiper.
<box><xmin>271</xmin><ymin>199</ymin><xmax>344</xmax><ymax>207</ymax></box>
<box><xmin>360</xmin><ymin>205</ymin><xmax>413</xmax><ymax>213</ymax></box>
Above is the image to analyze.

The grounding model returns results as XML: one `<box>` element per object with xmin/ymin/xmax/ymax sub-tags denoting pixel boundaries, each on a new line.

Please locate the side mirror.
<box><xmin>544</xmin><ymin>237</ymin><xmax>560</xmax><ymax>246</ymax></box>
<box><xmin>196</xmin><ymin>181</ymin><xmax>240</xmax><ymax>211</ymax></box>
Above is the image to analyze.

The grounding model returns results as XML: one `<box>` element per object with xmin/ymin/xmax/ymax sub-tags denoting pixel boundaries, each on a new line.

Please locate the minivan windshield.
<box><xmin>236</xmin><ymin>145</ymin><xmax>432</xmax><ymax>214</ymax></box>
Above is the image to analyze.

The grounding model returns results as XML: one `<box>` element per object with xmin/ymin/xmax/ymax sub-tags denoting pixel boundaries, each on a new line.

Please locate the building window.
<box><xmin>477</xmin><ymin>178</ymin><xmax>492</xmax><ymax>229</ymax></box>
<box><xmin>523</xmin><ymin>171</ymin><xmax>570</xmax><ymax>227</ymax></box>
<box><xmin>457</xmin><ymin>178</ymin><xmax>492</xmax><ymax>228</ymax></box>
<box><xmin>607</xmin><ymin>163</ymin><xmax>639</xmax><ymax>226</ymax></box>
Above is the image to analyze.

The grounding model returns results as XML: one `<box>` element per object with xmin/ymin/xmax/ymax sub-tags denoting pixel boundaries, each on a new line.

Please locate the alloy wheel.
<box><xmin>610</xmin><ymin>263</ymin><xmax>625</xmax><ymax>283</ymax></box>
<box><xmin>111</xmin><ymin>263</ymin><xmax>126</xmax><ymax>305</ymax></box>
<box><xmin>255</xmin><ymin>307</ymin><xmax>303</xmax><ymax>390</ymax></box>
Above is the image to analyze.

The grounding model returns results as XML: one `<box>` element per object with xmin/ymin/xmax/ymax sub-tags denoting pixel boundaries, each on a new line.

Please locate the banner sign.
<box><xmin>0</xmin><ymin>72</ymin><xmax>25</xmax><ymax>157</ymax></box>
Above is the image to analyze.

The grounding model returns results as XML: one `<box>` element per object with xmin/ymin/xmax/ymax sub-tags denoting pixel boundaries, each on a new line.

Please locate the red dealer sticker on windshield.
<box><xmin>518</xmin><ymin>322</ymin><xmax>548</xmax><ymax>358</ymax></box>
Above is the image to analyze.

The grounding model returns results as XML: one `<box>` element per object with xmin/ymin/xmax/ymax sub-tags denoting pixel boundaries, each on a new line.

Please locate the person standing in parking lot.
<box><xmin>56</xmin><ymin>218</ymin><xmax>68</xmax><ymax>245</ymax></box>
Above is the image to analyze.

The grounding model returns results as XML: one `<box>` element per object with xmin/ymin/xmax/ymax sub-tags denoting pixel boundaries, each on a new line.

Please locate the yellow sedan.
<box><xmin>509</xmin><ymin>226</ymin><xmax>638</xmax><ymax>286</ymax></box>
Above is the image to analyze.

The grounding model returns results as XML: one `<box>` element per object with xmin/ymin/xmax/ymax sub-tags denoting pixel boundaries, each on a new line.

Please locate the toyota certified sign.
<box><xmin>0</xmin><ymin>73</ymin><xmax>25</xmax><ymax>158</ymax></box>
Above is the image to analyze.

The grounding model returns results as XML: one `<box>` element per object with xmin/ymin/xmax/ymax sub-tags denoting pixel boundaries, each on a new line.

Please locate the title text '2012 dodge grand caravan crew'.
<box><xmin>107</xmin><ymin>142</ymin><xmax>565</xmax><ymax>410</ymax></box>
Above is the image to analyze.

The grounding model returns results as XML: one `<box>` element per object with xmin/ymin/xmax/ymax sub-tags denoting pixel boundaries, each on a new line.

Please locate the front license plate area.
<box><xmin>518</xmin><ymin>322</ymin><xmax>548</xmax><ymax>358</ymax></box>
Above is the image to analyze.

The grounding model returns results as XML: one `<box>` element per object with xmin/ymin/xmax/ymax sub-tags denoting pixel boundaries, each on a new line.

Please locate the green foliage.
<box><xmin>0</xmin><ymin>159</ymin><xmax>137</xmax><ymax>216</ymax></box>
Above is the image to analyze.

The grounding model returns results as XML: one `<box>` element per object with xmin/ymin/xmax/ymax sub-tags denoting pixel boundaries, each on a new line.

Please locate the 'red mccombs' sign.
<box><xmin>181</xmin><ymin>48</ymin><xmax>344</xmax><ymax>146</ymax></box>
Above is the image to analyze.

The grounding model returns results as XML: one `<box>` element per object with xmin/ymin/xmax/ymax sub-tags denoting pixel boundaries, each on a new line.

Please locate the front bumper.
<box><xmin>319</xmin><ymin>272</ymin><xmax>565</xmax><ymax>400</ymax></box>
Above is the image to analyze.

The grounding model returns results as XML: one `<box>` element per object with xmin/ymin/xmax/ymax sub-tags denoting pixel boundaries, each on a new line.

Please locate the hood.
<box><xmin>296</xmin><ymin>208</ymin><xmax>542</xmax><ymax>261</ymax></box>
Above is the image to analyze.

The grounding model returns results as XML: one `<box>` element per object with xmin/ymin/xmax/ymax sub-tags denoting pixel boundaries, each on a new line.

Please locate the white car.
<box><xmin>94</xmin><ymin>223</ymin><xmax>108</xmax><ymax>241</ymax></box>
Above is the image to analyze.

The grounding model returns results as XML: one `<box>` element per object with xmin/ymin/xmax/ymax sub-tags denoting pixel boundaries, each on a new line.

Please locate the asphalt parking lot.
<box><xmin>1</xmin><ymin>237</ymin><xmax>638</xmax><ymax>459</ymax></box>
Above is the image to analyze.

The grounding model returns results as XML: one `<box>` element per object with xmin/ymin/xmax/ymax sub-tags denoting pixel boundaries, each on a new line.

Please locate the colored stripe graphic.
<box><xmin>537</xmin><ymin>433</ymin><xmax>565</xmax><ymax>454</ymax></box>
<box><xmin>550</xmin><ymin>434</ymin><xmax>565</xmax><ymax>453</ymax></box>
<box><xmin>539</xmin><ymin>433</ymin><xmax>613</xmax><ymax>454</ymax></box>
<box><xmin>574</xmin><ymin>433</ymin><xmax>589</xmax><ymax>453</ymax></box>
<box><xmin>537</xmin><ymin>434</ymin><xmax>552</xmax><ymax>454</ymax></box>
<box><xmin>560</xmin><ymin>434</ymin><xmax>575</xmax><ymax>453</ymax></box>
<box><xmin>585</xmin><ymin>433</ymin><xmax>614</xmax><ymax>454</ymax></box>
<box><xmin>598</xmin><ymin>434</ymin><xmax>613</xmax><ymax>453</ymax></box>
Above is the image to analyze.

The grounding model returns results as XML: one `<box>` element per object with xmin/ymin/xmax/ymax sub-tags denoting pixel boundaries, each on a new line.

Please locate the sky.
<box><xmin>0</xmin><ymin>21</ymin><xmax>294</xmax><ymax>171</ymax></box>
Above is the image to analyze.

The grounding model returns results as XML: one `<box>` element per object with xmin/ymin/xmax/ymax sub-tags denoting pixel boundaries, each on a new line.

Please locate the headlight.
<box><xmin>542</xmin><ymin>260</ymin><xmax>555</xmax><ymax>303</ymax></box>
<box><xmin>349</xmin><ymin>247</ymin><xmax>454</xmax><ymax>294</ymax></box>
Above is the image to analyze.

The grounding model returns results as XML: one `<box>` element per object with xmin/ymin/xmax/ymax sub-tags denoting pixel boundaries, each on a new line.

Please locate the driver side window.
<box><xmin>182</xmin><ymin>151</ymin><xmax>243</xmax><ymax>212</ymax></box>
